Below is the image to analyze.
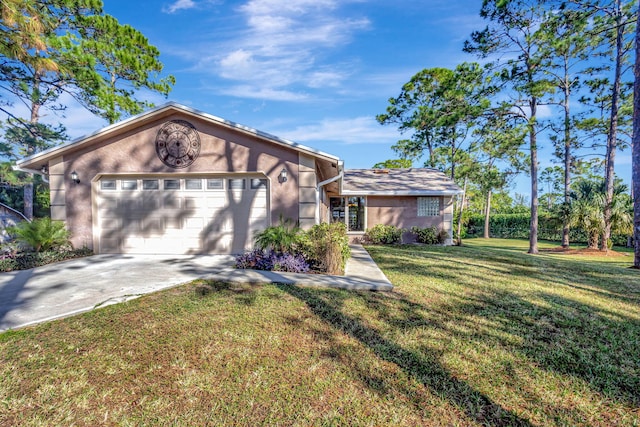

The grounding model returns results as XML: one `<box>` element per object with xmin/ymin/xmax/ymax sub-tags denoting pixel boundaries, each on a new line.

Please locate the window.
<box><xmin>164</xmin><ymin>179</ymin><xmax>180</xmax><ymax>190</ymax></box>
<box><xmin>101</xmin><ymin>180</ymin><xmax>116</xmax><ymax>190</ymax></box>
<box><xmin>142</xmin><ymin>180</ymin><xmax>159</xmax><ymax>190</ymax></box>
<box><xmin>228</xmin><ymin>178</ymin><xmax>245</xmax><ymax>190</ymax></box>
<box><xmin>418</xmin><ymin>197</ymin><xmax>440</xmax><ymax>216</ymax></box>
<box><xmin>347</xmin><ymin>196</ymin><xmax>365</xmax><ymax>231</ymax></box>
<box><xmin>121</xmin><ymin>180</ymin><xmax>138</xmax><ymax>190</ymax></box>
<box><xmin>185</xmin><ymin>179</ymin><xmax>203</xmax><ymax>190</ymax></box>
<box><xmin>250</xmin><ymin>178</ymin><xmax>267</xmax><ymax>189</ymax></box>
<box><xmin>330</xmin><ymin>196</ymin><xmax>366</xmax><ymax>232</ymax></box>
<box><xmin>207</xmin><ymin>179</ymin><xmax>223</xmax><ymax>190</ymax></box>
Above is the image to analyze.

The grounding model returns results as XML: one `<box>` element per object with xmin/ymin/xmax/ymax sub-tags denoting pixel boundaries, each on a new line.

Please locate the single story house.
<box><xmin>15</xmin><ymin>103</ymin><xmax>462</xmax><ymax>254</ymax></box>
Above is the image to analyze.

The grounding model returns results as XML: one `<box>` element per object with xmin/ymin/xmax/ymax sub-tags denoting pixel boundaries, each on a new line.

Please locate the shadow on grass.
<box><xmin>366</xmin><ymin>244</ymin><xmax>640</xmax><ymax>408</ymax></box>
<box><xmin>277</xmin><ymin>283</ymin><xmax>534</xmax><ymax>426</ymax></box>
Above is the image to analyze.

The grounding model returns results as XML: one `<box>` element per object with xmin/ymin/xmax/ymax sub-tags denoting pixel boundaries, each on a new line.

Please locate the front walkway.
<box><xmin>216</xmin><ymin>244</ymin><xmax>393</xmax><ymax>291</ymax></box>
<box><xmin>0</xmin><ymin>245</ymin><xmax>392</xmax><ymax>332</ymax></box>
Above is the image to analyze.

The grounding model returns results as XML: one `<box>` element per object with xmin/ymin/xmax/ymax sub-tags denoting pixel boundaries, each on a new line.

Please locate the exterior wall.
<box><xmin>59</xmin><ymin>112</ymin><xmax>301</xmax><ymax>250</ymax></box>
<box><xmin>366</xmin><ymin>195</ymin><xmax>455</xmax><ymax>244</ymax></box>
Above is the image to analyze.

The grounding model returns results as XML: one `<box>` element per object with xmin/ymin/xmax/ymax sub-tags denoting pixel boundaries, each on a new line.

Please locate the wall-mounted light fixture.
<box><xmin>70</xmin><ymin>170</ymin><xmax>80</xmax><ymax>184</ymax></box>
<box><xmin>40</xmin><ymin>165</ymin><xmax>48</xmax><ymax>175</ymax></box>
<box><xmin>279</xmin><ymin>167</ymin><xmax>288</xmax><ymax>183</ymax></box>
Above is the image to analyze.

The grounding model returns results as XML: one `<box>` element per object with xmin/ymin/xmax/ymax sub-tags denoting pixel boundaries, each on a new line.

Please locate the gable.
<box><xmin>15</xmin><ymin>102</ymin><xmax>340</xmax><ymax>174</ymax></box>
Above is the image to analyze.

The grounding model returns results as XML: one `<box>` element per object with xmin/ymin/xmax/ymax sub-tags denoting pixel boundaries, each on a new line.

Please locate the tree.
<box><xmin>372</xmin><ymin>158</ymin><xmax>413</xmax><ymax>169</ymax></box>
<box><xmin>575</xmin><ymin>0</ymin><xmax>637</xmax><ymax>251</ymax></box>
<box><xmin>469</xmin><ymin>111</ymin><xmax>526</xmax><ymax>238</ymax></box>
<box><xmin>569</xmin><ymin>178</ymin><xmax>633</xmax><ymax>249</ymax></box>
<box><xmin>538</xmin><ymin>5</ymin><xmax>594</xmax><ymax>247</ymax></box>
<box><xmin>0</xmin><ymin>0</ymin><xmax>175</xmax><ymax>154</ymax></box>
<box><xmin>633</xmin><ymin>0</ymin><xmax>640</xmax><ymax>268</ymax></box>
<box><xmin>377</xmin><ymin>62</ymin><xmax>491</xmax><ymax>181</ymax></box>
<box><xmin>59</xmin><ymin>13</ymin><xmax>176</xmax><ymax>123</ymax></box>
<box><xmin>465</xmin><ymin>0</ymin><xmax>553</xmax><ymax>254</ymax></box>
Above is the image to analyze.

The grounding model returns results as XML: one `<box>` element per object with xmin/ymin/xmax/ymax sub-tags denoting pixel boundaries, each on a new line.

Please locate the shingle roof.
<box><xmin>342</xmin><ymin>168</ymin><xmax>462</xmax><ymax>196</ymax></box>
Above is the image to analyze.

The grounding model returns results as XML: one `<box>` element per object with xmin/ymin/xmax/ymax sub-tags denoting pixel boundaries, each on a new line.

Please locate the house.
<box><xmin>15</xmin><ymin>103</ymin><xmax>461</xmax><ymax>254</ymax></box>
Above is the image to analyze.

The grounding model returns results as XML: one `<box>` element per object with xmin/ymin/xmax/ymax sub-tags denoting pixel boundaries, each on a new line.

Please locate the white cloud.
<box><xmin>163</xmin><ymin>0</ymin><xmax>197</xmax><ymax>14</ymax></box>
<box><xmin>277</xmin><ymin>116</ymin><xmax>402</xmax><ymax>145</ymax></box>
<box><xmin>219</xmin><ymin>85</ymin><xmax>308</xmax><ymax>102</ymax></box>
<box><xmin>204</xmin><ymin>0</ymin><xmax>370</xmax><ymax>101</ymax></box>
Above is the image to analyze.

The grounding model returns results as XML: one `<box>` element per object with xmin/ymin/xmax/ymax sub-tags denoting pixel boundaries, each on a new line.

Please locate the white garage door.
<box><xmin>96</xmin><ymin>175</ymin><xmax>269</xmax><ymax>254</ymax></box>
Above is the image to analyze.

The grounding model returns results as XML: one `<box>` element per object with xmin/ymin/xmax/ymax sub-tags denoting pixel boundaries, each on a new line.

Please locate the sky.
<box><xmin>32</xmin><ymin>0</ymin><xmax>634</xmax><ymax>198</ymax></box>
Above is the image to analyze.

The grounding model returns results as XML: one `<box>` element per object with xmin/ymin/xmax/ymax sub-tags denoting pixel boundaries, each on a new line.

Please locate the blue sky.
<box><xmin>39</xmin><ymin>0</ymin><xmax>632</xmax><ymax>198</ymax></box>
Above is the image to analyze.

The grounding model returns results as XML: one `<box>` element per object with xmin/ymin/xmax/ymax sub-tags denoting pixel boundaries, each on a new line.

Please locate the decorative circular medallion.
<box><xmin>155</xmin><ymin>120</ymin><xmax>201</xmax><ymax>168</ymax></box>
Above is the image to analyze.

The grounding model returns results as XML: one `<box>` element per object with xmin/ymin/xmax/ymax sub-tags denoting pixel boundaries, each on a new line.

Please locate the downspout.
<box><xmin>315</xmin><ymin>162</ymin><xmax>343</xmax><ymax>224</ymax></box>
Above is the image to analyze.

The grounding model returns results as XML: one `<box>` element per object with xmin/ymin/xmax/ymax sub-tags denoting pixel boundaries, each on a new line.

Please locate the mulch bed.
<box><xmin>540</xmin><ymin>247</ymin><xmax>628</xmax><ymax>257</ymax></box>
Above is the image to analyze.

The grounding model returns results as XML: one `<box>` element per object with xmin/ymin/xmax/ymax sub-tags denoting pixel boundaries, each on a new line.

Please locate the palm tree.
<box><xmin>569</xmin><ymin>179</ymin><xmax>632</xmax><ymax>250</ymax></box>
<box><xmin>570</xmin><ymin>180</ymin><xmax>604</xmax><ymax>249</ymax></box>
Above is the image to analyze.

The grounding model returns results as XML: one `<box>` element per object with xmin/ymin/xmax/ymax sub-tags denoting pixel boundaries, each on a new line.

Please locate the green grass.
<box><xmin>1</xmin><ymin>239</ymin><xmax>638</xmax><ymax>426</ymax></box>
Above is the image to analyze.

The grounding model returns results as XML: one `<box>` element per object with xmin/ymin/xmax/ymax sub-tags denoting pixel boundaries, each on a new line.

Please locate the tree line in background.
<box><xmin>0</xmin><ymin>0</ymin><xmax>174</xmax><ymax>216</ymax></box>
<box><xmin>377</xmin><ymin>0</ymin><xmax>638</xmax><ymax>263</ymax></box>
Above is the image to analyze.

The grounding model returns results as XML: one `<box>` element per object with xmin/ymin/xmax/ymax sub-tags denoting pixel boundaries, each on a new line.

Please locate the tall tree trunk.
<box><xmin>456</xmin><ymin>177</ymin><xmax>467</xmax><ymax>246</ymax></box>
<box><xmin>601</xmin><ymin>0</ymin><xmax>624</xmax><ymax>252</ymax></box>
<box><xmin>529</xmin><ymin>97</ymin><xmax>539</xmax><ymax>255</ymax></box>
<box><xmin>633</xmin><ymin>0</ymin><xmax>640</xmax><ymax>269</ymax></box>
<box><xmin>562</xmin><ymin>60</ymin><xmax>571</xmax><ymax>248</ymax></box>
<box><xmin>483</xmin><ymin>189</ymin><xmax>492</xmax><ymax>239</ymax></box>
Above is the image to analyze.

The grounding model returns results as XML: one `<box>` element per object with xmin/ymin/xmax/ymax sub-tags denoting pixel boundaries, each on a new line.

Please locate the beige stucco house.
<box><xmin>15</xmin><ymin>103</ymin><xmax>461</xmax><ymax>254</ymax></box>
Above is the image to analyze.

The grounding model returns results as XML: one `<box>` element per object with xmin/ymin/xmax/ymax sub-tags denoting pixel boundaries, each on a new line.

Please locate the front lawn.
<box><xmin>0</xmin><ymin>239</ymin><xmax>638</xmax><ymax>426</ymax></box>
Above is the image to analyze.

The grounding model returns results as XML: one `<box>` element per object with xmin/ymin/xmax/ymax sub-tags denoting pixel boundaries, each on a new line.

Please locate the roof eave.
<box><xmin>340</xmin><ymin>190</ymin><xmax>462</xmax><ymax>196</ymax></box>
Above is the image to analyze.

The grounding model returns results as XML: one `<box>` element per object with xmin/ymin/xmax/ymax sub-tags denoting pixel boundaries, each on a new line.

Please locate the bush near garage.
<box><xmin>363</xmin><ymin>224</ymin><xmax>404</xmax><ymax>245</ymax></box>
<box><xmin>299</xmin><ymin>222</ymin><xmax>350</xmax><ymax>275</ymax></box>
<box><xmin>234</xmin><ymin>249</ymin><xmax>309</xmax><ymax>273</ymax></box>
<box><xmin>0</xmin><ymin>218</ymin><xmax>93</xmax><ymax>272</ymax></box>
<box><xmin>7</xmin><ymin>217</ymin><xmax>71</xmax><ymax>252</ymax></box>
<box><xmin>237</xmin><ymin>221</ymin><xmax>351</xmax><ymax>275</ymax></box>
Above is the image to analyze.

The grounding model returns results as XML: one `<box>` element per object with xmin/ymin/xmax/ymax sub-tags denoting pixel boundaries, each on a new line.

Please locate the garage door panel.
<box><xmin>97</xmin><ymin>176</ymin><xmax>269</xmax><ymax>254</ymax></box>
<box><xmin>163</xmin><ymin>197</ymin><xmax>182</xmax><ymax>209</ymax></box>
<box><xmin>141</xmin><ymin>218</ymin><xmax>163</xmax><ymax>233</ymax></box>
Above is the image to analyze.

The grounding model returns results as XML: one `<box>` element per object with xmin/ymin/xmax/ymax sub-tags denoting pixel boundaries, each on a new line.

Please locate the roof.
<box><xmin>15</xmin><ymin>102</ymin><xmax>342</xmax><ymax>173</ymax></box>
<box><xmin>341</xmin><ymin>168</ymin><xmax>462</xmax><ymax>196</ymax></box>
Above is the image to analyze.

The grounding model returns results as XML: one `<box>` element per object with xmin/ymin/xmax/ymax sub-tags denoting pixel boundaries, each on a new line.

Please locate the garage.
<box><xmin>95</xmin><ymin>175</ymin><xmax>269</xmax><ymax>254</ymax></box>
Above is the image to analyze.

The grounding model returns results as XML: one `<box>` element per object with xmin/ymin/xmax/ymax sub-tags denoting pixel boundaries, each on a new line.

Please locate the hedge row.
<box><xmin>465</xmin><ymin>213</ymin><xmax>630</xmax><ymax>246</ymax></box>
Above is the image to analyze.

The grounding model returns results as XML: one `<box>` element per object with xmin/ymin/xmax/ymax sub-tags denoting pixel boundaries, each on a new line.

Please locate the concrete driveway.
<box><xmin>0</xmin><ymin>254</ymin><xmax>235</xmax><ymax>332</ymax></box>
<box><xmin>0</xmin><ymin>245</ymin><xmax>392</xmax><ymax>332</ymax></box>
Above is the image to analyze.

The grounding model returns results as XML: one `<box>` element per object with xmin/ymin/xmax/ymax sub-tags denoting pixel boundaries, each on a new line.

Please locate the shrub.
<box><xmin>235</xmin><ymin>249</ymin><xmax>269</xmax><ymax>269</ymax></box>
<box><xmin>0</xmin><ymin>247</ymin><xmax>93</xmax><ymax>272</ymax></box>
<box><xmin>271</xmin><ymin>253</ymin><xmax>310</xmax><ymax>273</ymax></box>
<box><xmin>300</xmin><ymin>222</ymin><xmax>350</xmax><ymax>275</ymax></box>
<box><xmin>363</xmin><ymin>224</ymin><xmax>404</xmax><ymax>244</ymax></box>
<box><xmin>235</xmin><ymin>249</ymin><xmax>309</xmax><ymax>273</ymax></box>
<box><xmin>254</xmin><ymin>218</ymin><xmax>302</xmax><ymax>254</ymax></box>
<box><xmin>411</xmin><ymin>226</ymin><xmax>440</xmax><ymax>244</ymax></box>
<box><xmin>411</xmin><ymin>226</ymin><xmax>448</xmax><ymax>244</ymax></box>
<box><xmin>7</xmin><ymin>217</ymin><xmax>70</xmax><ymax>252</ymax></box>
